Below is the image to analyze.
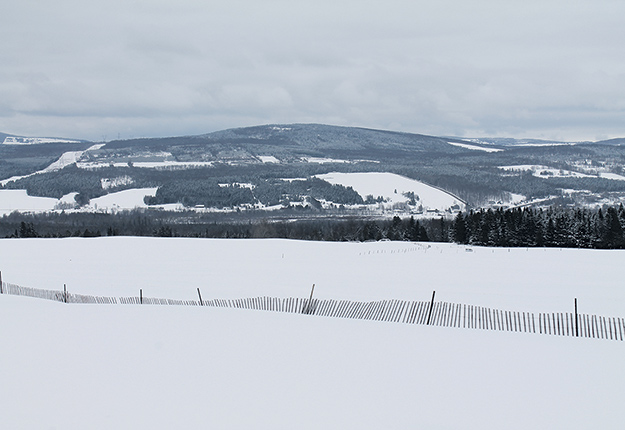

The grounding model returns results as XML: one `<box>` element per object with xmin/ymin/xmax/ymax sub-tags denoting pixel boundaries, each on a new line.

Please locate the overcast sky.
<box><xmin>2</xmin><ymin>0</ymin><xmax>624</xmax><ymax>142</ymax></box>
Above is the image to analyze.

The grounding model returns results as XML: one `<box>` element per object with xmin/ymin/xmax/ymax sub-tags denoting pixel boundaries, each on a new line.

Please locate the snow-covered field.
<box><xmin>2</xmin><ymin>238</ymin><xmax>623</xmax><ymax>313</ymax></box>
<box><xmin>2</xmin><ymin>136</ymin><xmax>82</xmax><ymax>145</ymax></box>
<box><xmin>301</xmin><ymin>156</ymin><xmax>351</xmax><ymax>164</ymax></box>
<box><xmin>499</xmin><ymin>164</ymin><xmax>625</xmax><ymax>181</ymax></box>
<box><xmin>599</xmin><ymin>172</ymin><xmax>625</xmax><ymax>180</ymax></box>
<box><xmin>0</xmin><ymin>187</ymin><xmax>162</xmax><ymax>215</ymax></box>
<box><xmin>77</xmin><ymin>160</ymin><xmax>215</xmax><ymax>169</ymax></box>
<box><xmin>88</xmin><ymin>187</ymin><xmax>158</xmax><ymax>211</ymax></box>
<box><xmin>500</xmin><ymin>165</ymin><xmax>595</xmax><ymax>179</ymax></box>
<box><xmin>316</xmin><ymin>172</ymin><xmax>466</xmax><ymax>212</ymax></box>
<box><xmin>0</xmin><ymin>190</ymin><xmax>59</xmax><ymax>214</ymax></box>
<box><xmin>257</xmin><ymin>155</ymin><xmax>279</xmax><ymax>163</ymax></box>
<box><xmin>447</xmin><ymin>140</ymin><xmax>503</xmax><ymax>152</ymax></box>
<box><xmin>0</xmin><ymin>238</ymin><xmax>623</xmax><ymax>430</ymax></box>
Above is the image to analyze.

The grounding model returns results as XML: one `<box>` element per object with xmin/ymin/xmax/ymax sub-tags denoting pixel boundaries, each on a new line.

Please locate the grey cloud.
<box><xmin>1</xmin><ymin>0</ymin><xmax>624</xmax><ymax>141</ymax></box>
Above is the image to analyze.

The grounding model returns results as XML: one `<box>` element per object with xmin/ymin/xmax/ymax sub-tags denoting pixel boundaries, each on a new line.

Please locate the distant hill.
<box><xmin>2</xmin><ymin>123</ymin><xmax>625</xmax><ymax>217</ymax></box>
<box><xmin>0</xmin><ymin>132</ymin><xmax>15</xmax><ymax>142</ymax></box>
<box><xmin>596</xmin><ymin>138</ymin><xmax>625</xmax><ymax>146</ymax></box>
<box><xmin>102</xmin><ymin>123</ymin><xmax>491</xmax><ymax>157</ymax></box>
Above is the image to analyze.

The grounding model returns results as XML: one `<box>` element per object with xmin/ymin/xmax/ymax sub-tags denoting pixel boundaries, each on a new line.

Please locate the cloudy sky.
<box><xmin>2</xmin><ymin>0</ymin><xmax>624</xmax><ymax>142</ymax></box>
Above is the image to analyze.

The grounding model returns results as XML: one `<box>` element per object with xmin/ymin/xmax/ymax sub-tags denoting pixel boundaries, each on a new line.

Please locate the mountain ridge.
<box><xmin>6</xmin><ymin>123</ymin><xmax>618</xmax><ymax>148</ymax></box>
<box><xmin>102</xmin><ymin>123</ymin><xmax>478</xmax><ymax>155</ymax></box>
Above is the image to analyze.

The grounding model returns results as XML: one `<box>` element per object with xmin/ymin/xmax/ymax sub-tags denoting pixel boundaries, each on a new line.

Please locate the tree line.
<box><xmin>5</xmin><ymin>205</ymin><xmax>625</xmax><ymax>249</ymax></box>
<box><xmin>0</xmin><ymin>210</ymin><xmax>431</xmax><ymax>242</ymax></box>
<box><xmin>451</xmin><ymin>205</ymin><xmax>625</xmax><ymax>249</ymax></box>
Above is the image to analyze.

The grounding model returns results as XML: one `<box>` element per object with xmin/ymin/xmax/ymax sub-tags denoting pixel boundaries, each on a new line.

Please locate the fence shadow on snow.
<box><xmin>1</xmin><ymin>281</ymin><xmax>623</xmax><ymax>342</ymax></box>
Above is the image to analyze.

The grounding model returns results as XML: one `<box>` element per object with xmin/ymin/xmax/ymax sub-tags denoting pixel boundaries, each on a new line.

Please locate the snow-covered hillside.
<box><xmin>447</xmin><ymin>140</ymin><xmax>503</xmax><ymax>152</ymax></box>
<box><xmin>500</xmin><ymin>164</ymin><xmax>625</xmax><ymax>181</ymax></box>
<box><xmin>0</xmin><ymin>187</ymin><xmax>162</xmax><ymax>215</ymax></box>
<box><xmin>2</xmin><ymin>136</ymin><xmax>81</xmax><ymax>145</ymax></box>
<box><xmin>0</xmin><ymin>190</ymin><xmax>62</xmax><ymax>214</ymax></box>
<box><xmin>0</xmin><ymin>144</ymin><xmax>104</xmax><ymax>186</ymax></box>
<box><xmin>88</xmin><ymin>187</ymin><xmax>158</xmax><ymax>211</ymax></box>
<box><xmin>0</xmin><ymin>238</ymin><xmax>623</xmax><ymax>430</ymax></box>
<box><xmin>0</xmin><ymin>169</ymin><xmax>467</xmax><ymax>215</ymax></box>
<box><xmin>316</xmin><ymin>172</ymin><xmax>466</xmax><ymax>212</ymax></box>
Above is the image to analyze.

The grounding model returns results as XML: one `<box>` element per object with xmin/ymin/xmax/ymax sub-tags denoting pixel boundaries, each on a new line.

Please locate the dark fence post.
<box><xmin>426</xmin><ymin>291</ymin><xmax>436</xmax><ymax>325</ymax></box>
<box><xmin>303</xmin><ymin>284</ymin><xmax>315</xmax><ymax>314</ymax></box>
<box><xmin>575</xmin><ymin>298</ymin><xmax>579</xmax><ymax>337</ymax></box>
<box><xmin>140</xmin><ymin>289</ymin><xmax>143</xmax><ymax>304</ymax></box>
<box><xmin>0</xmin><ymin>270</ymin><xmax>3</xmax><ymax>294</ymax></box>
<box><xmin>63</xmin><ymin>284</ymin><xmax>68</xmax><ymax>304</ymax></box>
<box><xmin>197</xmin><ymin>288</ymin><xmax>203</xmax><ymax>306</ymax></box>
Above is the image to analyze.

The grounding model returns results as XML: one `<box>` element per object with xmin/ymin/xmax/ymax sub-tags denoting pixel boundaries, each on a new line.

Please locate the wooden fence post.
<box><xmin>0</xmin><ymin>270</ymin><xmax>3</xmax><ymax>294</ymax></box>
<box><xmin>140</xmin><ymin>289</ymin><xmax>143</xmax><ymax>304</ymax></box>
<box><xmin>63</xmin><ymin>284</ymin><xmax>68</xmax><ymax>304</ymax></box>
<box><xmin>575</xmin><ymin>298</ymin><xmax>579</xmax><ymax>337</ymax></box>
<box><xmin>197</xmin><ymin>288</ymin><xmax>203</xmax><ymax>305</ymax></box>
<box><xmin>426</xmin><ymin>291</ymin><xmax>436</xmax><ymax>325</ymax></box>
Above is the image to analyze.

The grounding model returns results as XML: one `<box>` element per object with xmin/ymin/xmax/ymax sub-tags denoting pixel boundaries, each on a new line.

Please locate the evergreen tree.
<box><xmin>602</xmin><ymin>207</ymin><xmax>623</xmax><ymax>248</ymax></box>
<box><xmin>18</xmin><ymin>221</ymin><xmax>38</xmax><ymax>238</ymax></box>
<box><xmin>452</xmin><ymin>212</ymin><xmax>468</xmax><ymax>244</ymax></box>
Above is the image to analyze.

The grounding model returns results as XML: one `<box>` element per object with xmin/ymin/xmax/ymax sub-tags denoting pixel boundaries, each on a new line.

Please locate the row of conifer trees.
<box><xmin>451</xmin><ymin>205</ymin><xmax>625</xmax><ymax>249</ymax></box>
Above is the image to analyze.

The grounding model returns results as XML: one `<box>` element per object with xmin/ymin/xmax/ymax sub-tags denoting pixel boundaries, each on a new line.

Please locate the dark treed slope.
<box><xmin>103</xmin><ymin>123</ymin><xmax>479</xmax><ymax>155</ymax></box>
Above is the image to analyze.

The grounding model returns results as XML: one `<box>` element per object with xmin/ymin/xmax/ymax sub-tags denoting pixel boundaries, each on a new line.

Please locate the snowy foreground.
<box><xmin>1</xmin><ymin>238</ymin><xmax>624</xmax><ymax>429</ymax></box>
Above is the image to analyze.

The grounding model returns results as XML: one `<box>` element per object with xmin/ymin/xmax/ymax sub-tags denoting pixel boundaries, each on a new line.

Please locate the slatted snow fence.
<box><xmin>1</xmin><ymin>280</ymin><xmax>623</xmax><ymax>341</ymax></box>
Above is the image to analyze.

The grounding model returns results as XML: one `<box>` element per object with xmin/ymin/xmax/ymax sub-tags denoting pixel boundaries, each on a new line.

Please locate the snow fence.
<box><xmin>1</xmin><ymin>280</ymin><xmax>623</xmax><ymax>342</ymax></box>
